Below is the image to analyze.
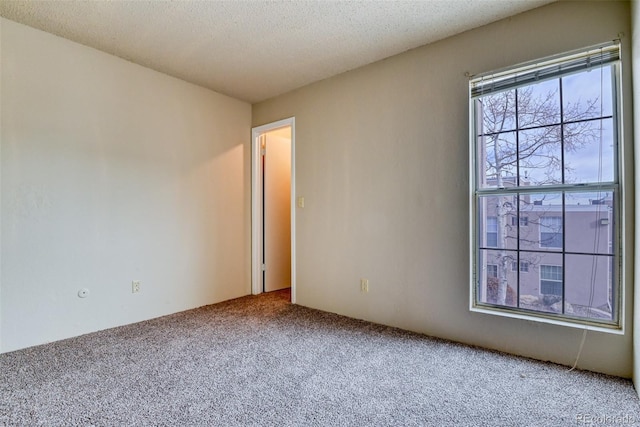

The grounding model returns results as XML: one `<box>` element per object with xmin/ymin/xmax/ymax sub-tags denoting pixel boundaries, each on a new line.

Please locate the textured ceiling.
<box><xmin>0</xmin><ymin>0</ymin><xmax>555</xmax><ymax>103</ymax></box>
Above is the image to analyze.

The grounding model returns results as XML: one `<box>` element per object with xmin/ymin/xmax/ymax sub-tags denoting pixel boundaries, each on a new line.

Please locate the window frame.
<box><xmin>468</xmin><ymin>42</ymin><xmax>623</xmax><ymax>332</ymax></box>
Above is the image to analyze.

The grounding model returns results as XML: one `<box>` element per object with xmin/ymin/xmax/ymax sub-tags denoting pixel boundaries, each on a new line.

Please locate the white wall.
<box><xmin>632</xmin><ymin>0</ymin><xmax>640</xmax><ymax>397</ymax></box>
<box><xmin>0</xmin><ymin>18</ymin><xmax>252</xmax><ymax>352</ymax></box>
<box><xmin>253</xmin><ymin>1</ymin><xmax>634</xmax><ymax>377</ymax></box>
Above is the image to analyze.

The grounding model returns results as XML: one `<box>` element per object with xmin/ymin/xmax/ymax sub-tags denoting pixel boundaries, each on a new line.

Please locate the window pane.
<box><xmin>517</xmin><ymin>194</ymin><xmax>534</xmax><ymax>251</ymax></box>
<box><xmin>565</xmin><ymin>254</ymin><xmax>613</xmax><ymax>321</ymax></box>
<box><xmin>479</xmin><ymin>90</ymin><xmax>516</xmax><ymax>134</ymax></box>
<box><xmin>519</xmin><ymin>126</ymin><xmax>562</xmax><ymax>186</ymax></box>
<box><xmin>517</xmin><ymin>79</ymin><xmax>560</xmax><ymax>128</ymax></box>
<box><xmin>478</xmin><ymin>195</ymin><xmax>517</xmax><ymax>250</ymax></box>
<box><xmin>478</xmin><ymin>131</ymin><xmax>517</xmax><ymax>188</ymax></box>
<box><xmin>518</xmin><ymin>193</ymin><xmax>563</xmax><ymax>251</ymax></box>
<box><xmin>562</xmin><ymin>66</ymin><xmax>613</xmax><ymax>121</ymax></box>
<box><xmin>519</xmin><ymin>252</ymin><xmax>563</xmax><ymax>313</ymax></box>
<box><xmin>564</xmin><ymin>119</ymin><xmax>614</xmax><ymax>184</ymax></box>
<box><xmin>478</xmin><ymin>249</ymin><xmax>518</xmax><ymax>308</ymax></box>
<box><xmin>540</xmin><ymin>216</ymin><xmax>563</xmax><ymax>248</ymax></box>
<box><xmin>565</xmin><ymin>191</ymin><xmax>614</xmax><ymax>255</ymax></box>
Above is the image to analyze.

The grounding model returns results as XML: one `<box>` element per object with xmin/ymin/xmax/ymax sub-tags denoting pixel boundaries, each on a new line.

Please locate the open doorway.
<box><xmin>251</xmin><ymin>118</ymin><xmax>296</xmax><ymax>303</ymax></box>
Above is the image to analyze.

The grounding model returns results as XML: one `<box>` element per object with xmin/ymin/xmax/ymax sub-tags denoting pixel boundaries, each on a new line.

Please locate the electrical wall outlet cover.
<box><xmin>132</xmin><ymin>280</ymin><xmax>141</xmax><ymax>293</ymax></box>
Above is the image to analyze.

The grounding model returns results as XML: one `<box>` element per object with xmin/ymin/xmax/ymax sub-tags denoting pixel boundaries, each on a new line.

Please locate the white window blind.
<box><xmin>470</xmin><ymin>42</ymin><xmax>620</xmax><ymax>98</ymax></box>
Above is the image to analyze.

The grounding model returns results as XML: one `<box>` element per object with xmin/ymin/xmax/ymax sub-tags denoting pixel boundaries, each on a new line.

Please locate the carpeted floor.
<box><xmin>1</xmin><ymin>289</ymin><xmax>638</xmax><ymax>426</ymax></box>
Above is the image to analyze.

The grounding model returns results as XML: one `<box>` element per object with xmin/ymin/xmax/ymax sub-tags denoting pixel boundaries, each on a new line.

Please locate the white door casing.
<box><xmin>251</xmin><ymin>117</ymin><xmax>296</xmax><ymax>302</ymax></box>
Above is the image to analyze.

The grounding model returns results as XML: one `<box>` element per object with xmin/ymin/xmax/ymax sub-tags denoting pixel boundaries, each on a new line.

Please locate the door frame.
<box><xmin>251</xmin><ymin>117</ymin><xmax>296</xmax><ymax>303</ymax></box>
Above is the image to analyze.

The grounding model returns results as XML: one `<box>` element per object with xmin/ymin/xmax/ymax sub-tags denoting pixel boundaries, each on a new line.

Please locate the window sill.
<box><xmin>470</xmin><ymin>304</ymin><xmax>624</xmax><ymax>335</ymax></box>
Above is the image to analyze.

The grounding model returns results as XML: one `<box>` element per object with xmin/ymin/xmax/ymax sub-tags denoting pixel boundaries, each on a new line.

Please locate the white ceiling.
<box><xmin>0</xmin><ymin>0</ymin><xmax>555</xmax><ymax>103</ymax></box>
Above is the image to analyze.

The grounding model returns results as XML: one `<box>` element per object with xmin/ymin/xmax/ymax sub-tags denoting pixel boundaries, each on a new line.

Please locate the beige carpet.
<box><xmin>1</xmin><ymin>289</ymin><xmax>638</xmax><ymax>426</ymax></box>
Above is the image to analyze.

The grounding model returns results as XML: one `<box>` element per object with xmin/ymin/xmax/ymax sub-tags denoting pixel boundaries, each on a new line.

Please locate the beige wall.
<box><xmin>0</xmin><ymin>18</ymin><xmax>252</xmax><ymax>352</ymax></box>
<box><xmin>253</xmin><ymin>1</ymin><xmax>634</xmax><ymax>377</ymax></box>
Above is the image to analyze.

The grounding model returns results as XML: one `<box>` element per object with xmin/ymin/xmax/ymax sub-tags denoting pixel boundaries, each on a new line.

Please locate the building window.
<box><xmin>511</xmin><ymin>216</ymin><xmax>528</xmax><ymax>227</ymax></box>
<box><xmin>512</xmin><ymin>261</ymin><xmax>529</xmax><ymax>272</ymax></box>
<box><xmin>540</xmin><ymin>265</ymin><xmax>563</xmax><ymax>296</ymax></box>
<box><xmin>487</xmin><ymin>264</ymin><xmax>498</xmax><ymax>278</ymax></box>
<box><xmin>486</xmin><ymin>217</ymin><xmax>498</xmax><ymax>247</ymax></box>
<box><xmin>471</xmin><ymin>43</ymin><xmax>621</xmax><ymax>327</ymax></box>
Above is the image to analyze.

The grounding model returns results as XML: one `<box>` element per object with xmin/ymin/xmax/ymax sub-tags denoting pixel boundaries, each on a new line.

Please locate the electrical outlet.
<box><xmin>132</xmin><ymin>280</ymin><xmax>141</xmax><ymax>294</ymax></box>
<box><xmin>360</xmin><ymin>278</ymin><xmax>369</xmax><ymax>293</ymax></box>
